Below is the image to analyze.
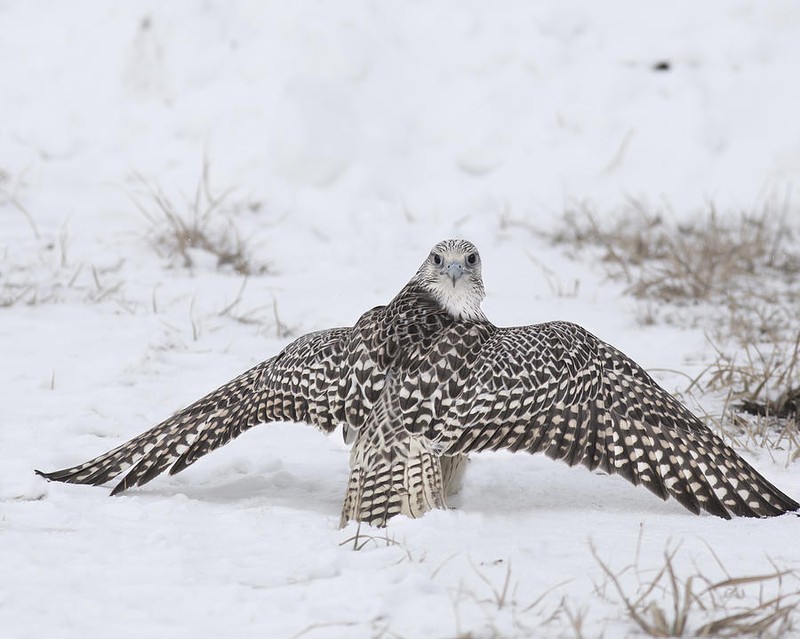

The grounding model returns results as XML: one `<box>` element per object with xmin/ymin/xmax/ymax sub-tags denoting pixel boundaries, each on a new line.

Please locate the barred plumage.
<box><xmin>38</xmin><ymin>239</ymin><xmax>798</xmax><ymax>527</ymax></box>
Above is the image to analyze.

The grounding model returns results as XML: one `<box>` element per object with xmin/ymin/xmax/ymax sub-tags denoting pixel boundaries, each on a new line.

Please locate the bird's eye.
<box><xmin>432</xmin><ymin>254</ymin><xmax>443</xmax><ymax>266</ymax></box>
<box><xmin>466</xmin><ymin>253</ymin><xmax>478</xmax><ymax>265</ymax></box>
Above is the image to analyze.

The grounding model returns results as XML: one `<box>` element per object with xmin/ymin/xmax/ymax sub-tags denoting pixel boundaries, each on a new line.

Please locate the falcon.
<box><xmin>37</xmin><ymin>239</ymin><xmax>798</xmax><ymax>527</ymax></box>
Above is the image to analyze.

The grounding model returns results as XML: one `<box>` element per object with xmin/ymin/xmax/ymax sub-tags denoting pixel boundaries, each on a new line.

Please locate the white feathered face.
<box><xmin>415</xmin><ymin>239</ymin><xmax>486</xmax><ymax>321</ymax></box>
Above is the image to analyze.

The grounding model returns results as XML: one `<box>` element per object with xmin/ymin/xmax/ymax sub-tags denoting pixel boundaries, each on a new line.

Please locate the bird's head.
<box><xmin>414</xmin><ymin>239</ymin><xmax>486</xmax><ymax>321</ymax></box>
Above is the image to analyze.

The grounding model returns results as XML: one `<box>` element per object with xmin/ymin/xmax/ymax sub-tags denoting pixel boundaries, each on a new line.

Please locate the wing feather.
<box><xmin>37</xmin><ymin>327</ymin><xmax>354</xmax><ymax>494</ymax></box>
<box><xmin>442</xmin><ymin>321</ymin><xmax>798</xmax><ymax>519</ymax></box>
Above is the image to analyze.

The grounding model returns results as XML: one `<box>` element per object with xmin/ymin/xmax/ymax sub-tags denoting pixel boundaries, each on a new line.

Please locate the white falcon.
<box><xmin>38</xmin><ymin>239</ymin><xmax>799</xmax><ymax>527</ymax></box>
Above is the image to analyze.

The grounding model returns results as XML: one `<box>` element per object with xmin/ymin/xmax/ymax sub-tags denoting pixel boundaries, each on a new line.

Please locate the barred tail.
<box><xmin>340</xmin><ymin>436</ymin><xmax>446</xmax><ymax>528</ymax></box>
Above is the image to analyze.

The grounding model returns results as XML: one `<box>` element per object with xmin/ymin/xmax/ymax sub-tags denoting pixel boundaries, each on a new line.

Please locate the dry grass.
<box><xmin>545</xmin><ymin>202</ymin><xmax>800</xmax><ymax>309</ymax></box>
<box><xmin>131</xmin><ymin>160</ymin><xmax>267</xmax><ymax>276</ymax></box>
<box><xmin>438</xmin><ymin>555</ymin><xmax>573</xmax><ymax>638</ymax></box>
<box><xmin>702</xmin><ymin>337</ymin><xmax>800</xmax><ymax>416</ymax></box>
<box><xmin>534</xmin><ymin>201</ymin><xmax>800</xmax><ymax>448</ymax></box>
<box><xmin>0</xmin><ymin>167</ymin><xmax>40</xmax><ymax>239</ymax></box>
<box><xmin>2</xmin><ymin>168</ymin><xmax>128</xmax><ymax>308</ymax></box>
<box><xmin>339</xmin><ymin>522</ymin><xmax>415</xmax><ymax>555</ymax></box>
<box><xmin>1</xmin><ymin>224</ymin><xmax>127</xmax><ymax>307</ymax></box>
<box><xmin>590</xmin><ymin>541</ymin><xmax>799</xmax><ymax>637</ymax></box>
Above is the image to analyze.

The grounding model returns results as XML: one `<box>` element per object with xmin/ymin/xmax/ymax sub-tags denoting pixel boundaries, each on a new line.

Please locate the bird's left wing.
<box><xmin>440</xmin><ymin>321</ymin><xmax>798</xmax><ymax>519</ymax></box>
<box><xmin>37</xmin><ymin>326</ymin><xmax>355</xmax><ymax>495</ymax></box>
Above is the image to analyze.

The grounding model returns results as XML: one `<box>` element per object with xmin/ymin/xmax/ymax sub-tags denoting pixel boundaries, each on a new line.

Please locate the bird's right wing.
<box><xmin>441</xmin><ymin>321</ymin><xmax>798</xmax><ymax>519</ymax></box>
<box><xmin>37</xmin><ymin>326</ymin><xmax>355</xmax><ymax>494</ymax></box>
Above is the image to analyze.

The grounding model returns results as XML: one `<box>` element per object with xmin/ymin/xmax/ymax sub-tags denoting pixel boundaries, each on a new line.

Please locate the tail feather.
<box><xmin>340</xmin><ymin>438</ymin><xmax>446</xmax><ymax>528</ymax></box>
<box><xmin>441</xmin><ymin>453</ymin><xmax>468</xmax><ymax>498</ymax></box>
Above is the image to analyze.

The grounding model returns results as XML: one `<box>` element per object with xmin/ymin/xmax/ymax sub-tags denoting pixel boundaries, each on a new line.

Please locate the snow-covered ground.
<box><xmin>3</xmin><ymin>2</ymin><xmax>800</xmax><ymax>637</ymax></box>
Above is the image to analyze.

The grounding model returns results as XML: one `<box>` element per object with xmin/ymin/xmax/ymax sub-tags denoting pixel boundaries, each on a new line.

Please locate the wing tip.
<box><xmin>34</xmin><ymin>467</ymin><xmax>77</xmax><ymax>483</ymax></box>
<box><xmin>773</xmin><ymin>495</ymin><xmax>800</xmax><ymax>517</ymax></box>
<box><xmin>109</xmin><ymin>481</ymin><xmax>127</xmax><ymax>496</ymax></box>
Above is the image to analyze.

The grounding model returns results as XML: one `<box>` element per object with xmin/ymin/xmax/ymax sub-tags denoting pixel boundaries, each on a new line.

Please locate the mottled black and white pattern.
<box><xmin>38</xmin><ymin>239</ymin><xmax>798</xmax><ymax>527</ymax></box>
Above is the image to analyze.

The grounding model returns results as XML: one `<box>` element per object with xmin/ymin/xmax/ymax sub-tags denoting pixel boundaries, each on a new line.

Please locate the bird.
<box><xmin>37</xmin><ymin>239</ymin><xmax>798</xmax><ymax>527</ymax></box>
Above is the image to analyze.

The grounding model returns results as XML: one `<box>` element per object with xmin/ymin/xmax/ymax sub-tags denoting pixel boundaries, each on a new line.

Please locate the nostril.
<box><xmin>445</xmin><ymin>263</ymin><xmax>464</xmax><ymax>280</ymax></box>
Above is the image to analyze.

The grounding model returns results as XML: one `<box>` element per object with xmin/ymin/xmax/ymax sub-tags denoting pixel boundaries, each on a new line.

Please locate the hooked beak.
<box><xmin>444</xmin><ymin>262</ymin><xmax>464</xmax><ymax>286</ymax></box>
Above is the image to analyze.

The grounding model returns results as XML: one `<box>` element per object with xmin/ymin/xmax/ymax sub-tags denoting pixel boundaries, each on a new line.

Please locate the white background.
<box><xmin>2</xmin><ymin>2</ymin><xmax>799</xmax><ymax>637</ymax></box>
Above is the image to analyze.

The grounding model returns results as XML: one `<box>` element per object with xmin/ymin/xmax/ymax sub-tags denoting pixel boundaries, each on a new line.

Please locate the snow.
<box><xmin>2</xmin><ymin>2</ymin><xmax>799</xmax><ymax>637</ymax></box>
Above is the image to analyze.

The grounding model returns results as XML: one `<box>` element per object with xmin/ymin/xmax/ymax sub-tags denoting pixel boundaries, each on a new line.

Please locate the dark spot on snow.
<box><xmin>652</xmin><ymin>60</ymin><xmax>671</xmax><ymax>72</ymax></box>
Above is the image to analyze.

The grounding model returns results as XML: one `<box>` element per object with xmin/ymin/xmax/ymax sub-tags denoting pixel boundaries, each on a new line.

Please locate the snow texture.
<box><xmin>2</xmin><ymin>2</ymin><xmax>800</xmax><ymax>638</ymax></box>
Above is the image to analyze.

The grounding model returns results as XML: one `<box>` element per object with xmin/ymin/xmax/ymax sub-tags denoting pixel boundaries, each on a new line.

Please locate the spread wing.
<box><xmin>37</xmin><ymin>327</ymin><xmax>355</xmax><ymax>495</ymax></box>
<box><xmin>442</xmin><ymin>321</ymin><xmax>798</xmax><ymax>519</ymax></box>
